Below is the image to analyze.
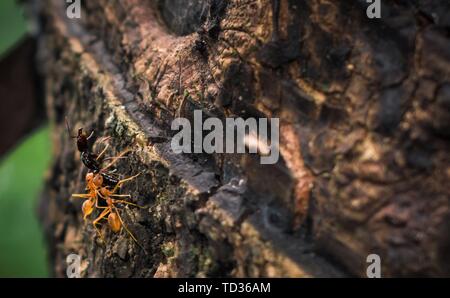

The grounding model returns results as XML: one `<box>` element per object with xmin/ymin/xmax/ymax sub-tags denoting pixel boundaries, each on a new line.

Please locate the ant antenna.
<box><xmin>87</xmin><ymin>130</ymin><xmax>95</xmax><ymax>140</ymax></box>
<box><xmin>65</xmin><ymin>117</ymin><xmax>77</xmax><ymax>139</ymax></box>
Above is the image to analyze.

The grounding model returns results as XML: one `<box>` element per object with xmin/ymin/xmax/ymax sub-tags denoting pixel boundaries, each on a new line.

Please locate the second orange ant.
<box><xmin>92</xmin><ymin>173</ymin><xmax>144</xmax><ymax>244</ymax></box>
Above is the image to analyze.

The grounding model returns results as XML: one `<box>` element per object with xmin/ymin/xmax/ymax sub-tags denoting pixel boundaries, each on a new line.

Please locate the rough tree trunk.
<box><xmin>31</xmin><ymin>0</ymin><xmax>449</xmax><ymax>277</ymax></box>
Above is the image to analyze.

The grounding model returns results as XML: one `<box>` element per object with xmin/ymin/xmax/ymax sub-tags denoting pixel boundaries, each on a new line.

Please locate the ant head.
<box><xmin>66</xmin><ymin>118</ymin><xmax>90</xmax><ymax>152</ymax></box>
<box><xmin>85</xmin><ymin>172</ymin><xmax>94</xmax><ymax>183</ymax></box>
<box><xmin>76</xmin><ymin>128</ymin><xmax>89</xmax><ymax>152</ymax></box>
<box><xmin>93</xmin><ymin>174</ymin><xmax>104</xmax><ymax>188</ymax></box>
<box><xmin>77</xmin><ymin>128</ymin><xmax>84</xmax><ymax>138</ymax></box>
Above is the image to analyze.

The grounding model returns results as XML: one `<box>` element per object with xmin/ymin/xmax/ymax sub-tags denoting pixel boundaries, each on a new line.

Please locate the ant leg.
<box><xmin>117</xmin><ymin>173</ymin><xmax>140</xmax><ymax>185</ymax></box>
<box><xmin>101</xmin><ymin>149</ymin><xmax>131</xmax><ymax>172</ymax></box>
<box><xmin>111</xmin><ymin>173</ymin><xmax>141</xmax><ymax>193</ymax></box>
<box><xmin>115</xmin><ymin>202</ymin><xmax>149</xmax><ymax>253</ymax></box>
<box><xmin>94</xmin><ymin>136</ymin><xmax>112</xmax><ymax>160</ymax></box>
<box><xmin>72</xmin><ymin>194</ymin><xmax>94</xmax><ymax>199</ymax></box>
<box><xmin>93</xmin><ymin>208</ymin><xmax>110</xmax><ymax>226</ymax></box>
<box><xmin>102</xmin><ymin>156</ymin><xmax>127</xmax><ymax>162</ymax></box>
<box><xmin>111</xmin><ymin>194</ymin><xmax>131</xmax><ymax>198</ymax></box>
<box><xmin>112</xmin><ymin>199</ymin><xmax>146</xmax><ymax>209</ymax></box>
<box><xmin>96</xmin><ymin>136</ymin><xmax>111</xmax><ymax>143</ymax></box>
<box><xmin>112</xmin><ymin>205</ymin><xmax>141</xmax><ymax>247</ymax></box>
<box><xmin>95</xmin><ymin>192</ymin><xmax>109</xmax><ymax>209</ymax></box>
<box><xmin>93</xmin><ymin>208</ymin><xmax>111</xmax><ymax>242</ymax></box>
<box><xmin>108</xmin><ymin>173</ymin><xmax>140</xmax><ymax>194</ymax></box>
<box><xmin>96</xmin><ymin>144</ymin><xmax>109</xmax><ymax>161</ymax></box>
<box><xmin>93</xmin><ymin>224</ymin><xmax>105</xmax><ymax>242</ymax></box>
<box><xmin>95</xmin><ymin>206</ymin><xmax>108</xmax><ymax>209</ymax></box>
<box><xmin>95</xmin><ymin>197</ymin><xmax>108</xmax><ymax>209</ymax></box>
<box><xmin>113</xmin><ymin>205</ymin><xmax>145</xmax><ymax>247</ymax></box>
<box><xmin>95</xmin><ymin>196</ymin><xmax>110</xmax><ymax>210</ymax></box>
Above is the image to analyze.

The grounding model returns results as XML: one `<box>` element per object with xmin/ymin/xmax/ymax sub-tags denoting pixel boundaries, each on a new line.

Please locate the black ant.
<box><xmin>193</xmin><ymin>36</ymin><xmax>208</xmax><ymax>57</ymax></box>
<box><xmin>66</xmin><ymin>118</ymin><xmax>100</xmax><ymax>169</ymax></box>
<box><xmin>65</xmin><ymin>118</ymin><xmax>123</xmax><ymax>187</ymax></box>
<box><xmin>193</xmin><ymin>22</ymin><xmax>214</xmax><ymax>58</ymax></box>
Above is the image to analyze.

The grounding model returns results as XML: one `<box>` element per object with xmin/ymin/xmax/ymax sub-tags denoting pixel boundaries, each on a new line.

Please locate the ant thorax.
<box><xmin>93</xmin><ymin>173</ymin><xmax>103</xmax><ymax>188</ymax></box>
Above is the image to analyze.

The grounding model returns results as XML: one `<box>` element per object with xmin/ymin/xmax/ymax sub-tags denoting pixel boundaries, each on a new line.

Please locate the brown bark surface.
<box><xmin>33</xmin><ymin>0</ymin><xmax>450</xmax><ymax>277</ymax></box>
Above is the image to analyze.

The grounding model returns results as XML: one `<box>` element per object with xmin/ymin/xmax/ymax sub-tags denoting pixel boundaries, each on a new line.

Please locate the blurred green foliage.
<box><xmin>0</xmin><ymin>0</ymin><xmax>51</xmax><ymax>277</ymax></box>
<box><xmin>0</xmin><ymin>129</ymin><xmax>51</xmax><ymax>277</ymax></box>
<box><xmin>0</xmin><ymin>0</ymin><xmax>27</xmax><ymax>53</ymax></box>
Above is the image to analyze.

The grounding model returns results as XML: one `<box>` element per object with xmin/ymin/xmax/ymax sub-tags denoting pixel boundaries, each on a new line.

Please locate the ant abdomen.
<box><xmin>82</xmin><ymin>199</ymin><xmax>95</xmax><ymax>219</ymax></box>
<box><xmin>81</xmin><ymin>151</ymin><xmax>100</xmax><ymax>172</ymax></box>
<box><xmin>108</xmin><ymin>213</ymin><xmax>121</xmax><ymax>233</ymax></box>
<box><xmin>101</xmin><ymin>172</ymin><xmax>119</xmax><ymax>187</ymax></box>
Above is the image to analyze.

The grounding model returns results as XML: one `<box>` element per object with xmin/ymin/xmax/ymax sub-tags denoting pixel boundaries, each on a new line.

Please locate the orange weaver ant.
<box><xmin>72</xmin><ymin>172</ymin><xmax>144</xmax><ymax>246</ymax></box>
<box><xmin>93</xmin><ymin>173</ymin><xmax>144</xmax><ymax>243</ymax></box>
<box><xmin>72</xmin><ymin>172</ymin><xmax>109</xmax><ymax>220</ymax></box>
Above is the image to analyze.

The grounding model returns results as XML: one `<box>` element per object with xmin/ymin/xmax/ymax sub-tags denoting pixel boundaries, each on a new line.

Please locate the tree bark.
<box><xmin>32</xmin><ymin>0</ymin><xmax>450</xmax><ymax>277</ymax></box>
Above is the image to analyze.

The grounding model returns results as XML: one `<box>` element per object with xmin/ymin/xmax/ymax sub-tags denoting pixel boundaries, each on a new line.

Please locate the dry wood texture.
<box><xmin>32</xmin><ymin>0</ymin><xmax>450</xmax><ymax>277</ymax></box>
